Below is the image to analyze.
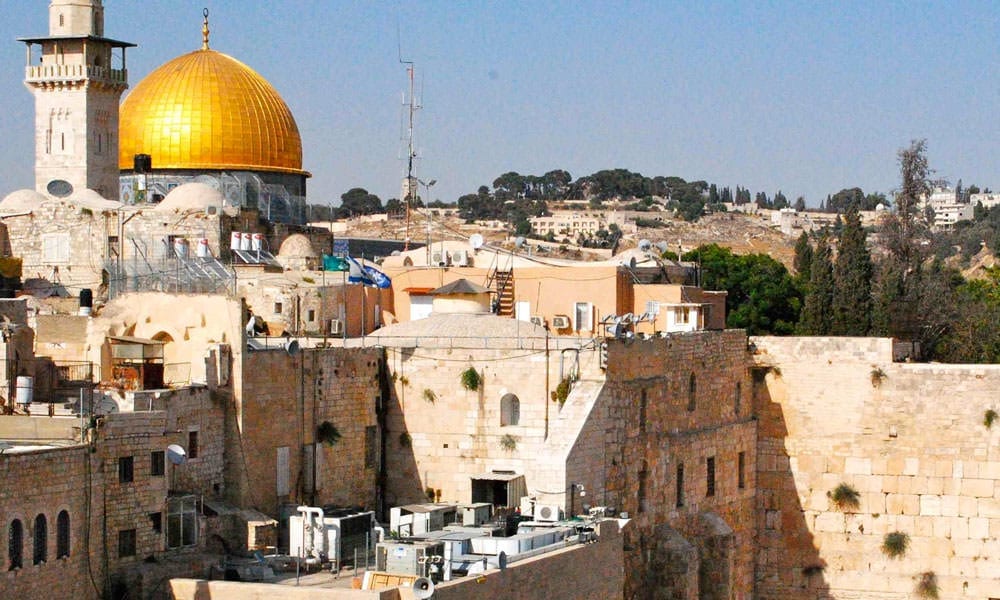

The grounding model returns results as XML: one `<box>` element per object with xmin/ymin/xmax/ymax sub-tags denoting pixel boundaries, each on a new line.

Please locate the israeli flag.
<box><xmin>347</xmin><ymin>257</ymin><xmax>392</xmax><ymax>289</ymax></box>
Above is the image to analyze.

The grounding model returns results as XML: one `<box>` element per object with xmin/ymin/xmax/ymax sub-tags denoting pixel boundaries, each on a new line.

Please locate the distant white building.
<box><xmin>971</xmin><ymin>192</ymin><xmax>1000</xmax><ymax>210</ymax></box>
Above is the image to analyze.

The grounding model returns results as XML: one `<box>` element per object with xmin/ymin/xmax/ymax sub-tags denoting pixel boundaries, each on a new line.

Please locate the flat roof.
<box><xmin>18</xmin><ymin>34</ymin><xmax>136</xmax><ymax>48</ymax></box>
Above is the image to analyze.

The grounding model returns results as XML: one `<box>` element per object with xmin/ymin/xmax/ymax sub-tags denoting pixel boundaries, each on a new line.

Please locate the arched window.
<box><xmin>687</xmin><ymin>373</ymin><xmax>697</xmax><ymax>411</ymax></box>
<box><xmin>33</xmin><ymin>514</ymin><xmax>47</xmax><ymax>565</ymax></box>
<box><xmin>500</xmin><ymin>393</ymin><xmax>520</xmax><ymax>427</ymax></box>
<box><xmin>8</xmin><ymin>519</ymin><xmax>23</xmax><ymax>570</ymax></box>
<box><xmin>56</xmin><ymin>511</ymin><xmax>70</xmax><ymax>559</ymax></box>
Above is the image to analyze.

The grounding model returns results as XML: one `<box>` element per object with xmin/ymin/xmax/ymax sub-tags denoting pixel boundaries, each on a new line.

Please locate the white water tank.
<box><xmin>173</xmin><ymin>238</ymin><xmax>189</xmax><ymax>259</ymax></box>
<box><xmin>15</xmin><ymin>376</ymin><xmax>33</xmax><ymax>405</ymax></box>
<box><xmin>240</xmin><ymin>232</ymin><xmax>252</xmax><ymax>251</ymax></box>
<box><xmin>196</xmin><ymin>238</ymin><xmax>210</xmax><ymax>258</ymax></box>
<box><xmin>230</xmin><ymin>231</ymin><xmax>242</xmax><ymax>250</ymax></box>
<box><xmin>251</xmin><ymin>233</ymin><xmax>264</xmax><ymax>252</ymax></box>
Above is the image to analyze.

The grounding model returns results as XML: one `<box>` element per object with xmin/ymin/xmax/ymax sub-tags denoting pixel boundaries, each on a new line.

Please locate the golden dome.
<box><xmin>119</xmin><ymin>48</ymin><xmax>305</xmax><ymax>175</ymax></box>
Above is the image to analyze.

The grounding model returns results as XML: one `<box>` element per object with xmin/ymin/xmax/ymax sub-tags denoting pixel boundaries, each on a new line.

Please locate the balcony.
<box><xmin>25</xmin><ymin>64</ymin><xmax>127</xmax><ymax>85</ymax></box>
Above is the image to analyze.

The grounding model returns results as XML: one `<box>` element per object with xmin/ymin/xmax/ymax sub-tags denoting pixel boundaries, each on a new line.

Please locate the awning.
<box><xmin>471</xmin><ymin>471</ymin><xmax>522</xmax><ymax>482</ymax></box>
<box><xmin>403</xmin><ymin>287</ymin><xmax>435</xmax><ymax>295</ymax></box>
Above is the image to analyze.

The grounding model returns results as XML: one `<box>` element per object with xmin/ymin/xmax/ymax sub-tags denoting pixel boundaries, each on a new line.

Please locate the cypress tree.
<box><xmin>793</xmin><ymin>232</ymin><xmax>813</xmax><ymax>283</ymax></box>
<box><xmin>832</xmin><ymin>206</ymin><xmax>873</xmax><ymax>335</ymax></box>
<box><xmin>799</xmin><ymin>236</ymin><xmax>834</xmax><ymax>335</ymax></box>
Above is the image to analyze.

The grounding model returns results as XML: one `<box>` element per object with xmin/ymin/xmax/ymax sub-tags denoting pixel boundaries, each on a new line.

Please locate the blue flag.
<box><xmin>347</xmin><ymin>257</ymin><xmax>392</xmax><ymax>289</ymax></box>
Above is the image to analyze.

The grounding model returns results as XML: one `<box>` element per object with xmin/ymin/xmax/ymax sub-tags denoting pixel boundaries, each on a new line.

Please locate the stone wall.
<box><xmin>752</xmin><ymin>336</ymin><xmax>1000</xmax><ymax>599</ymax></box>
<box><xmin>602</xmin><ymin>330</ymin><xmax>757</xmax><ymax>600</ymax></box>
<box><xmin>231</xmin><ymin>346</ymin><xmax>382</xmax><ymax>517</ymax></box>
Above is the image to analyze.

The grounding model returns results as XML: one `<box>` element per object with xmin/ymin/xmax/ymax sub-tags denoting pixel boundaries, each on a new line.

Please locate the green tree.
<box><xmin>337</xmin><ymin>187</ymin><xmax>382</xmax><ymax>217</ymax></box>
<box><xmin>683</xmin><ymin>244</ymin><xmax>801</xmax><ymax>335</ymax></box>
<box><xmin>832</xmin><ymin>206</ymin><xmax>873</xmax><ymax>335</ymax></box>
<box><xmin>799</xmin><ymin>236</ymin><xmax>834</xmax><ymax>335</ymax></box>
<box><xmin>794</xmin><ymin>196</ymin><xmax>806</xmax><ymax>212</ymax></box>
<box><xmin>793</xmin><ymin>232</ymin><xmax>813</xmax><ymax>283</ymax></box>
<box><xmin>933</xmin><ymin>267</ymin><xmax>1000</xmax><ymax>362</ymax></box>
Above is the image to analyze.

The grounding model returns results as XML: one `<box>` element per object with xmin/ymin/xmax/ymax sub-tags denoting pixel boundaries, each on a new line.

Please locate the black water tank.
<box><xmin>133</xmin><ymin>153</ymin><xmax>152</xmax><ymax>173</ymax></box>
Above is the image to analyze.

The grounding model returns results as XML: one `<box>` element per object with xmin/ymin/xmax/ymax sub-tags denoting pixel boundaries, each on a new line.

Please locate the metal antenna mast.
<box><xmin>400</xmin><ymin>57</ymin><xmax>420</xmax><ymax>251</ymax></box>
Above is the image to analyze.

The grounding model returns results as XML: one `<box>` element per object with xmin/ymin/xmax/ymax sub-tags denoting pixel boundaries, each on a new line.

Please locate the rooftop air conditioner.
<box><xmin>452</xmin><ymin>249</ymin><xmax>469</xmax><ymax>267</ymax></box>
<box><xmin>551</xmin><ymin>315</ymin><xmax>571</xmax><ymax>329</ymax></box>
<box><xmin>535</xmin><ymin>504</ymin><xmax>561</xmax><ymax>523</ymax></box>
<box><xmin>431</xmin><ymin>251</ymin><xmax>449</xmax><ymax>267</ymax></box>
<box><xmin>329</xmin><ymin>319</ymin><xmax>344</xmax><ymax>335</ymax></box>
<box><xmin>529</xmin><ymin>316</ymin><xmax>545</xmax><ymax>327</ymax></box>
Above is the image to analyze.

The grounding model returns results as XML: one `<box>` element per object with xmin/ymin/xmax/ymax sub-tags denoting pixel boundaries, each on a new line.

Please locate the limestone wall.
<box><xmin>752</xmin><ymin>336</ymin><xmax>1000</xmax><ymax>599</ymax></box>
<box><xmin>232</xmin><ymin>347</ymin><xmax>382</xmax><ymax>517</ymax></box>
<box><xmin>602</xmin><ymin>330</ymin><xmax>757</xmax><ymax>600</ymax></box>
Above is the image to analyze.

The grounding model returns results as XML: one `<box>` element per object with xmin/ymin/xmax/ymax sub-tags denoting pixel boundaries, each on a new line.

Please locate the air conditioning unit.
<box><xmin>535</xmin><ymin>504</ymin><xmax>561</xmax><ymax>522</ymax></box>
<box><xmin>529</xmin><ymin>316</ymin><xmax>545</xmax><ymax>327</ymax></box>
<box><xmin>329</xmin><ymin>319</ymin><xmax>344</xmax><ymax>335</ymax></box>
<box><xmin>452</xmin><ymin>249</ymin><xmax>469</xmax><ymax>267</ymax></box>
<box><xmin>551</xmin><ymin>315</ymin><xmax>571</xmax><ymax>329</ymax></box>
<box><xmin>431</xmin><ymin>251</ymin><xmax>450</xmax><ymax>267</ymax></box>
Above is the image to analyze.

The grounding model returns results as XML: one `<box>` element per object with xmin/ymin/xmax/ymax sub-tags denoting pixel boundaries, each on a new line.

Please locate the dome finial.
<box><xmin>202</xmin><ymin>8</ymin><xmax>210</xmax><ymax>50</ymax></box>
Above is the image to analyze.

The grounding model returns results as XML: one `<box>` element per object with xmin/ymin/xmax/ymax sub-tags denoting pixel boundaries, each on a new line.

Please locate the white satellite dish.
<box><xmin>469</xmin><ymin>233</ymin><xmax>484</xmax><ymax>250</ymax></box>
<box><xmin>638</xmin><ymin>239</ymin><xmax>652</xmax><ymax>251</ymax></box>
<box><xmin>166</xmin><ymin>444</ymin><xmax>187</xmax><ymax>465</ymax></box>
<box><xmin>655</xmin><ymin>241</ymin><xmax>670</xmax><ymax>253</ymax></box>
<box><xmin>284</xmin><ymin>339</ymin><xmax>301</xmax><ymax>357</ymax></box>
<box><xmin>514</xmin><ymin>236</ymin><xmax>526</xmax><ymax>249</ymax></box>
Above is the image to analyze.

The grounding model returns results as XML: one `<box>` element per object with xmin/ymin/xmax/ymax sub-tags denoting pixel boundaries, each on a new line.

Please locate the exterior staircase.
<box><xmin>490</xmin><ymin>269</ymin><xmax>515</xmax><ymax>316</ymax></box>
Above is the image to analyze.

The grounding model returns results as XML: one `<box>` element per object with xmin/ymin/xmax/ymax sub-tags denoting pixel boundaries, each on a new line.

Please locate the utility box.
<box><xmin>375</xmin><ymin>540</ymin><xmax>445</xmax><ymax>577</ymax></box>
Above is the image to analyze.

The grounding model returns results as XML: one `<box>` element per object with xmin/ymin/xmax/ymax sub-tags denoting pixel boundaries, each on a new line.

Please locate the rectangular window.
<box><xmin>149</xmin><ymin>512</ymin><xmax>162</xmax><ymax>534</ymax></box>
<box><xmin>188</xmin><ymin>431</ymin><xmax>199</xmax><ymax>459</ymax></box>
<box><xmin>574</xmin><ymin>302</ymin><xmax>593</xmax><ymax>331</ymax></box>
<box><xmin>118</xmin><ymin>456</ymin><xmax>134</xmax><ymax>484</ymax></box>
<box><xmin>166</xmin><ymin>497</ymin><xmax>198</xmax><ymax>548</ymax></box>
<box><xmin>41</xmin><ymin>233</ymin><xmax>71</xmax><ymax>264</ymax></box>
<box><xmin>364</xmin><ymin>426</ymin><xmax>378</xmax><ymax>469</ymax></box>
<box><xmin>276</xmin><ymin>446</ymin><xmax>290</xmax><ymax>496</ymax></box>
<box><xmin>676</xmin><ymin>306</ymin><xmax>691</xmax><ymax>324</ymax></box>
<box><xmin>706</xmin><ymin>456</ymin><xmax>716</xmax><ymax>497</ymax></box>
<box><xmin>150</xmin><ymin>451</ymin><xmax>165</xmax><ymax>477</ymax></box>
<box><xmin>118</xmin><ymin>529</ymin><xmax>136</xmax><ymax>557</ymax></box>
<box><xmin>738</xmin><ymin>451</ymin><xmax>746</xmax><ymax>489</ymax></box>
<box><xmin>274</xmin><ymin>302</ymin><xmax>283</xmax><ymax>314</ymax></box>
<box><xmin>307</xmin><ymin>309</ymin><xmax>316</xmax><ymax>322</ymax></box>
<box><xmin>676</xmin><ymin>463</ymin><xmax>685</xmax><ymax>508</ymax></box>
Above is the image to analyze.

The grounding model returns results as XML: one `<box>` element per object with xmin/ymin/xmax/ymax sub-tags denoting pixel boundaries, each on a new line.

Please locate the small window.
<box><xmin>364</xmin><ymin>426</ymin><xmax>378</xmax><ymax>469</ymax></box>
<box><xmin>687</xmin><ymin>373</ymin><xmax>697</xmax><ymax>411</ymax></box>
<box><xmin>574</xmin><ymin>302</ymin><xmax>593</xmax><ymax>332</ymax></box>
<box><xmin>59</xmin><ymin>13</ymin><xmax>64</xmax><ymax>26</ymax></box>
<box><xmin>734</xmin><ymin>381</ymin><xmax>742</xmax><ymax>415</ymax></box>
<box><xmin>166</xmin><ymin>498</ymin><xmax>197</xmax><ymax>548</ymax></box>
<box><xmin>8</xmin><ymin>519</ymin><xmax>23</xmax><ymax>570</ymax></box>
<box><xmin>151</xmin><ymin>451</ymin><xmax>165</xmax><ymax>477</ymax></box>
<box><xmin>149</xmin><ymin>512</ymin><xmax>162</xmax><ymax>534</ymax></box>
<box><xmin>638</xmin><ymin>389</ymin><xmax>647</xmax><ymax>433</ymax></box>
<box><xmin>33</xmin><ymin>514</ymin><xmax>47</xmax><ymax>565</ymax></box>
<box><xmin>638</xmin><ymin>462</ymin><xmax>648</xmax><ymax>514</ymax></box>
<box><xmin>500</xmin><ymin>393</ymin><xmax>520</xmax><ymax>427</ymax></box>
<box><xmin>676</xmin><ymin>463</ymin><xmax>685</xmax><ymax>508</ymax></box>
<box><xmin>56</xmin><ymin>511</ymin><xmax>70</xmax><ymax>558</ymax></box>
<box><xmin>118</xmin><ymin>529</ymin><xmax>136</xmax><ymax>557</ymax></box>
<box><xmin>188</xmin><ymin>431</ymin><xmax>199</xmax><ymax>459</ymax></box>
<box><xmin>706</xmin><ymin>456</ymin><xmax>716</xmax><ymax>497</ymax></box>
<box><xmin>118</xmin><ymin>456</ymin><xmax>134</xmax><ymax>484</ymax></box>
<box><xmin>307</xmin><ymin>309</ymin><xmax>316</xmax><ymax>322</ymax></box>
<box><xmin>676</xmin><ymin>306</ymin><xmax>690</xmax><ymax>324</ymax></box>
<box><xmin>274</xmin><ymin>302</ymin><xmax>283</xmax><ymax>314</ymax></box>
<box><xmin>738</xmin><ymin>451</ymin><xmax>746</xmax><ymax>489</ymax></box>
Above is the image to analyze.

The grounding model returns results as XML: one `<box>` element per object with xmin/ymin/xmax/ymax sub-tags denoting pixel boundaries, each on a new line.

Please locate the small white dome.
<box><xmin>278</xmin><ymin>234</ymin><xmax>318</xmax><ymax>258</ymax></box>
<box><xmin>0</xmin><ymin>189</ymin><xmax>47</xmax><ymax>212</ymax></box>
<box><xmin>156</xmin><ymin>182</ymin><xmax>225</xmax><ymax>212</ymax></box>
<box><xmin>68</xmin><ymin>188</ymin><xmax>122</xmax><ymax>210</ymax></box>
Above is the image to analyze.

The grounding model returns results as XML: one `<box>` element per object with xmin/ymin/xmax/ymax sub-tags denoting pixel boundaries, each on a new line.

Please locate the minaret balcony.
<box><xmin>25</xmin><ymin>64</ymin><xmax>127</xmax><ymax>85</ymax></box>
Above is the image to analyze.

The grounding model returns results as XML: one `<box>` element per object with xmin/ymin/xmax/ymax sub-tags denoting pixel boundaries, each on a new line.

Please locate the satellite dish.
<box><xmin>412</xmin><ymin>577</ymin><xmax>435</xmax><ymax>599</ymax></box>
<box><xmin>46</xmin><ymin>179</ymin><xmax>74</xmax><ymax>198</ymax></box>
<box><xmin>166</xmin><ymin>444</ymin><xmax>187</xmax><ymax>465</ymax></box>
<box><xmin>469</xmin><ymin>233</ymin><xmax>484</xmax><ymax>250</ymax></box>
<box><xmin>655</xmin><ymin>241</ymin><xmax>670</xmax><ymax>253</ymax></box>
<box><xmin>498</xmin><ymin>551</ymin><xmax>507</xmax><ymax>570</ymax></box>
<box><xmin>284</xmin><ymin>339</ymin><xmax>301</xmax><ymax>357</ymax></box>
<box><xmin>638</xmin><ymin>239</ymin><xmax>652</xmax><ymax>251</ymax></box>
<box><xmin>514</xmin><ymin>236</ymin><xmax>526</xmax><ymax>249</ymax></box>
<box><xmin>628</xmin><ymin>256</ymin><xmax>637</xmax><ymax>269</ymax></box>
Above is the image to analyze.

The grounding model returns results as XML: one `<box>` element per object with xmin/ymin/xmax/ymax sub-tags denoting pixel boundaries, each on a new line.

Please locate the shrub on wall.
<box><xmin>422</xmin><ymin>389</ymin><xmax>437</xmax><ymax>404</ymax></box>
<box><xmin>828</xmin><ymin>483</ymin><xmax>861</xmax><ymax>511</ymax></box>
<box><xmin>500</xmin><ymin>434</ymin><xmax>518</xmax><ymax>452</ymax></box>
<box><xmin>317</xmin><ymin>421</ymin><xmax>342</xmax><ymax>446</ymax></box>
<box><xmin>398</xmin><ymin>432</ymin><xmax>412</xmax><ymax>448</ymax></box>
<box><xmin>882</xmin><ymin>531</ymin><xmax>909</xmax><ymax>558</ymax></box>
<box><xmin>985</xmin><ymin>409</ymin><xmax>998</xmax><ymax>429</ymax></box>
<box><xmin>915</xmin><ymin>571</ymin><xmax>939</xmax><ymax>599</ymax></box>
<box><xmin>870</xmin><ymin>367</ymin><xmax>886</xmax><ymax>388</ymax></box>
<box><xmin>551</xmin><ymin>376</ymin><xmax>573</xmax><ymax>405</ymax></box>
<box><xmin>460</xmin><ymin>367</ymin><xmax>481</xmax><ymax>391</ymax></box>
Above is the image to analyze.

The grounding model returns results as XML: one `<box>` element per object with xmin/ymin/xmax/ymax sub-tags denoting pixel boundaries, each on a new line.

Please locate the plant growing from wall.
<box><xmin>422</xmin><ymin>389</ymin><xmax>437</xmax><ymax>404</ymax></box>
<box><xmin>317</xmin><ymin>421</ymin><xmax>342</xmax><ymax>446</ymax></box>
<box><xmin>425</xmin><ymin>487</ymin><xmax>437</xmax><ymax>501</ymax></box>
<box><xmin>828</xmin><ymin>483</ymin><xmax>861</xmax><ymax>511</ymax></box>
<box><xmin>551</xmin><ymin>376</ymin><xmax>573</xmax><ymax>405</ymax></box>
<box><xmin>985</xmin><ymin>409</ymin><xmax>998</xmax><ymax>429</ymax></box>
<box><xmin>399</xmin><ymin>375</ymin><xmax>410</xmax><ymax>387</ymax></box>
<box><xmin>915</xmin><ymin>571</ymin><xmax>939</xmax><ymax>599</ymax></box>
<box><xmin>870</xmin><ymin>367</ymin><xmax>887</xmax><ymax>388</ymax></box>
<box><xmin>882</xmin><ymin>531</ymin><xmax>909</xmax><ymax>558</ymax></box>
<box><xmin>302</xmin><ymin>276</ymin><xmax>315</xmax><ymax>284</ymax></box>
<box><xmin>398</xmin><ymin>432</ymin><xmax>412</xmax><ymax>448</ymax></box>
<box><xmin>460</xmin><ymin>367</ymin><xmax>481</xmax><ymax>391</ymax></box>
<box><xmin>500</xmin><ymin>434</ymin><xmax>518</xmax><ymax>452</ymax></box>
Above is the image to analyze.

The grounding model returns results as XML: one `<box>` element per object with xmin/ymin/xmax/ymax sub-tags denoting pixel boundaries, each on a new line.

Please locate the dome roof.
<box><xmin>0</xmin><ymin>189</ymin><xmax>47</xmax><ymax>212</ymax></box>
<box><xmin>119</xmin><ymin>48</ymin><xmax>305</xmax><ymax>175</ymax></box>
<box><xmin>68</xmin><ymin>189</ymin><xmax>122</xmax><ymax>210</ymax></box>
<box><xmin>277</xmin><ymin>234</ymin><xmax>317</xmax><ymax>258</ymax></box>
<box><xmin>156</xmin><ymin>182</ymin><xmax>225</xmax><ymax>212</ymax></box>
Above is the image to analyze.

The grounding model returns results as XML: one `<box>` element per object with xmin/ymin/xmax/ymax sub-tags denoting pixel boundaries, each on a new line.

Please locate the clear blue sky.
<box><xmin>0</xmin><ymin>1</ymin><xmax>996</xmax><ymax>207</ymax></box>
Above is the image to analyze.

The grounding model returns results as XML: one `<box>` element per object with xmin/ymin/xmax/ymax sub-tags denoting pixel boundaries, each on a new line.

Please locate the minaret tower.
<box><xmin>20</xmin><ymin>0</ymin><xmax>134</xmax><ymax>199</ymax></box>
